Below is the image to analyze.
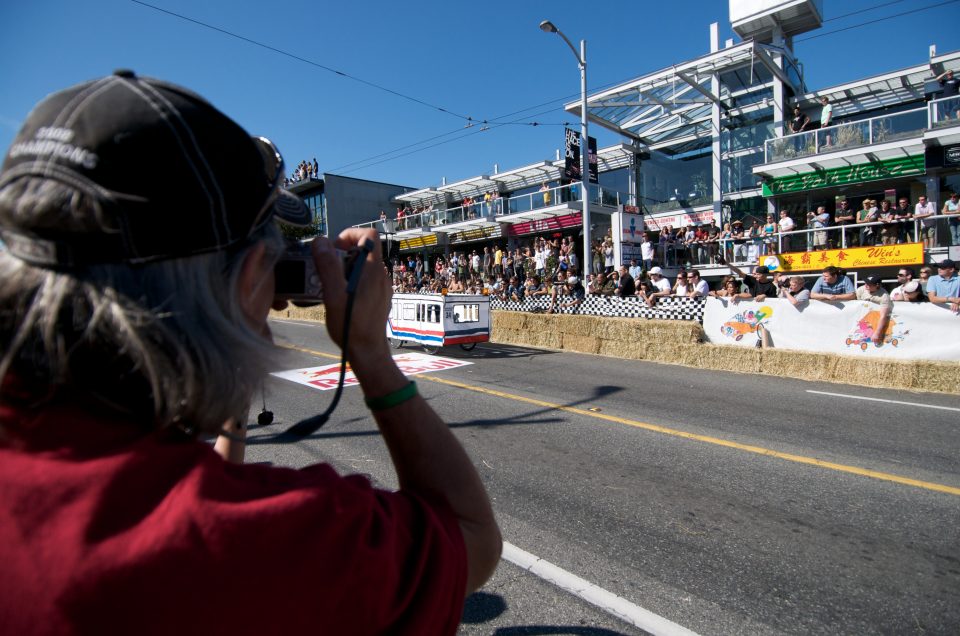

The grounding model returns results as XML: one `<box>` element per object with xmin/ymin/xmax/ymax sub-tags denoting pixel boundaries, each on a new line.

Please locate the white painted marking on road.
<box><xmin>805</xmin><ymin>390</ymin><xmax>960</xmax><ymax>412</ymax></box>
<box><xmin>501</xmin><ymin>541</ymin><xmax>700</xmax><ymax>636</ymax></box>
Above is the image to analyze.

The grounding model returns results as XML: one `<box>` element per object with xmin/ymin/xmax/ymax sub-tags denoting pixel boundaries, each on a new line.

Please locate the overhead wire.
<box><xmin>130</xmin><ymin>0</ymin><xmax>477</xmax><ymax>122</ymax></box>
<box><xmin>132</xmin><ymin>0</ymin><xmax>950</xmax><ymax>180</ymax></box>
<box><xmin>796</xmin><ymin>0</ymin><xmax>960</xmax><ymax>42</ymax></box>
<box><xmin>822</xmin><ymin>0</ymin><xmax>908</xmax><ymax>22</ymax></box>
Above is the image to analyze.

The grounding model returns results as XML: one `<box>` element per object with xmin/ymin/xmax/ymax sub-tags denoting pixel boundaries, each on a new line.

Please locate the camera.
<box><xmin>273</xmin><ymin>239</ymin><xmax>369</xmax><ymax>303</ymax></box>
<box><xmin>274</xmin><ymin>240</ymin><xmax>323</xmax><ymax>302</ymax></box>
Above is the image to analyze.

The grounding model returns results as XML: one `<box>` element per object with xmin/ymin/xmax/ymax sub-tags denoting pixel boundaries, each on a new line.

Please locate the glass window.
<box><xmin>722</xmin><ymin>152</ymin><xmax>766</xmax><ymax>193</ymax></box>
<box><xmin>639</xmin><ymin>148</ymin><xmax>711</xmax><ymax>214</ymax></box>
<box><xmin>303</xmin><ymin>192</ymin><xmax>327</xmax><ymax>235</ymax></box>
<box><xmin>451</xmin><ymin>304</ymin><xmax>479</xmax><ymax>323</ymax></box>
<box><xmin>402</xmin><ymin>303</ymin><xmax>415</xmax><ymax>321</ymax></box>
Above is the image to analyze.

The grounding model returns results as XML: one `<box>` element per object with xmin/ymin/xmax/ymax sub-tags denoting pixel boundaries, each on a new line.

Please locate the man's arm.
<box><xmin>873</xmin><ymin>306</ymin><xmax>892</xmax><ymax>345</ymax></box>
<box><xmin>315</xmin><ymin>230</ymin><xmax>501</xmax><ymax>595</ymax></box>
<box><xmin>927</xmin><ymin>286</ymin><xmax>960</xmax><ymax>308</ymax></box>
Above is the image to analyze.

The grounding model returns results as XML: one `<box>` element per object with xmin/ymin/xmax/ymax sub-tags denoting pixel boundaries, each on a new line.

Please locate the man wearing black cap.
<box><xmin>927</xmin><ymin>259</ymin><xmax>960</xmax><ymax>314</ymax></box>
<box><xmin>727</xmin><ymin>262</ymin><xmax>778</xmax><ymax>301</ymax></box>
<box><xmin>0</xmin><ymin>71</ymin><xmax>500</xmax><ymax>634</ymax></box>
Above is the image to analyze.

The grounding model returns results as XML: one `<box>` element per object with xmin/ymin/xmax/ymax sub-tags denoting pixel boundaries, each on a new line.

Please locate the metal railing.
<box><xmin>764</xmin><ymin>96</ymin><xmax>960</xmax><ymax>164</ymax></box>
<box><xmin>354</xmin><ymin>181</ymin><xmax>632</xmax><ymax>232</ymax></box>
<box><xmin>764</xmin><ymin>107</ymin><xmax>928</xmax><ymax>163</ymax></box>
<box><xmin>653</xmin><ymin>213</ymin><xmax>959</xmax><ymax>267</ymax></box>
<box><xmin>929</xmin><ymin>94</ymin><xmax>960</xmax><ymax>129</ymax></box>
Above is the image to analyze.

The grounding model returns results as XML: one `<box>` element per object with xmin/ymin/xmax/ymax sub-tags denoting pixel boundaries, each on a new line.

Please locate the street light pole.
<box><xmin>540</xmin><ymin>20</ymin><xmax>591</xmax><ymax>289</ymax></box>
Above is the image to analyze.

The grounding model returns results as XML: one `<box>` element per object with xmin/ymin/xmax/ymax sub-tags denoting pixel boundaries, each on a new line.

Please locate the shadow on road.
<box><xmin>245</xmin><ymin>384</ymin><xmax>624</xmax><ymax>445</ymax></box>
<box><xmin>461</xmin><ymin>592</ymin><xmax>631</xmax><ymax>635</ymax></box>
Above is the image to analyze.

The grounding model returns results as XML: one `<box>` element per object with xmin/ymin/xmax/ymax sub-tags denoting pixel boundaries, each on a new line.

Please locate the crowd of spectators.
<box><xmin>639</xmin><ymin>193</ymin><xmax>958</xmax><ymax>269</ymax></box>
<box><xmin>282</xmin><ymin>158</ymin><xmax>319</xmax><ymax>186</ymax></box>
<box><xmin>389</xmin><ymin>233</ymin><xmax>959</xmax><ymax>319</ymax></box>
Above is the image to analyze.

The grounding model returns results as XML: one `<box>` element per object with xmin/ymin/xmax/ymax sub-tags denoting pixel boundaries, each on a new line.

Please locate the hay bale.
<box><xmin>492</xmin><ymin>312</ymin><xmax>527</xmax><ymax>331</ymax></box>
<box><xmin>271</xmin><ymin>304</ymin><xmax>326</xmax><ymax>323</ymax></box>
<box><xmin>561</xmin><ymin>333</ymin><xmax>601</xmax><ymax>354</ymax></box>
<box><xmin>908</xmin><ymin>359</ymin><xmax>960</xmax><ymax>393</ymax></box>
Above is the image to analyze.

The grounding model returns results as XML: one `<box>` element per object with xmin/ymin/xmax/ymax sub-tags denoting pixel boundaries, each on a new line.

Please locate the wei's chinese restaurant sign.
<box><xmin>767</xmin><ymin>243</ymin><xmax>924</xmax><ymax>273</ymax></box>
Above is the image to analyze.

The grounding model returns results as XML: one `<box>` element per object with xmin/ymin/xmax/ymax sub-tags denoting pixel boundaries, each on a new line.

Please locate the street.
<box><xmin>249</xmin><ymin>319</ymin><xmax>960</xmax><ymax>635</ymax></box>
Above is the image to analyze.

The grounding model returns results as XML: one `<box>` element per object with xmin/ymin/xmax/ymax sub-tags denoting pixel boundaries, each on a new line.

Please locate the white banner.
<box><xmin>703</xmin><ymin>297</ymin><xmax>960</xmax><ymax>361</ymax></box>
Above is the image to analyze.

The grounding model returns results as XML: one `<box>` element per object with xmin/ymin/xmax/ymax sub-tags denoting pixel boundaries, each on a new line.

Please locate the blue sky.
<box><xmin>2</xmin><ymin>0</ymin><xmax>959</xmax><ymax>190</ymax></box>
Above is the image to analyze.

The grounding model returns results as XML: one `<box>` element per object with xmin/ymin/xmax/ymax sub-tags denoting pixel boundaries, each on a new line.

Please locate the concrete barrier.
<box><xmin>271</xmin><ymin>306</ymin><xmax>959</xmax><ymax>395</ymax></box>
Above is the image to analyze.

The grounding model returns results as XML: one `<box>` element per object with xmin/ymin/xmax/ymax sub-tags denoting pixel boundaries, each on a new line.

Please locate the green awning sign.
<box><xmin>762</xmin><ymin>154</ymin><xmax>925</xmax><ymax>197</ymax></box>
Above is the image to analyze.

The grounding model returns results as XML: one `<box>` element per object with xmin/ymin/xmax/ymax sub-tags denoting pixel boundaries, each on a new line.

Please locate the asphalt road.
<box><xmin>246</xmin><ymin>318</ymin><xmax>960</xmax><ymax>635</ymax></box>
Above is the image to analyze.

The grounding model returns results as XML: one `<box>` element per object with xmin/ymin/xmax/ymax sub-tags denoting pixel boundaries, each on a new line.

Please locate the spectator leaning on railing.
<box><xmin>778</xmin><ymin>276</ymin><xmax>810</xmax><ymax>307</ymax></box>
<box><xmin>914</xmin><ymin>195</ymin><xmax>937</xmax><ymax>249</ymax></box>
<box><xmin>645</xmin><ymin>266</ymin><xmax>672</xmax><ymax>307</ymax></box>
<box><xmin>726</xmin><ymin>263</ymin><xmax>778</xmax><ymax>301</ymax></box>
<box><xmin>926</xmin><ymin>259</ymin><xmax>959</xmax><ymax>315</ymax></box>
<box><xmin>943</xmin><ymin>192</ymin><xmax>960</xmax><ymax>246</ymax></box>
<box><xmin>810</xmin><ymin>266</ymin><xmax>856</xmax><ymax>301</ymax></box>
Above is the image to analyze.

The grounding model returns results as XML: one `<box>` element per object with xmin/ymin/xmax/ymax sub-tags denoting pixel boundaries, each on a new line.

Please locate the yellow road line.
<box><xmin>279</xmin><ymin>344</ymin><xmax>960</xmax><ymax>497</ymax></box>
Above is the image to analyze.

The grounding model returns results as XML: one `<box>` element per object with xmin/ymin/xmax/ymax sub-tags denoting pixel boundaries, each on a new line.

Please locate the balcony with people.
<box><xmin>755</xmin><ymin>53</ymin><xmax>960</xmax><ymax>181</ymax></box>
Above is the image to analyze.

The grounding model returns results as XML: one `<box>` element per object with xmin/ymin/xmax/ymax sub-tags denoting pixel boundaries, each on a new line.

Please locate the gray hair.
<box><xmin>0</xmin><ymin>177</ymin><xmax>286</xmax><ymax>435</ymax></box>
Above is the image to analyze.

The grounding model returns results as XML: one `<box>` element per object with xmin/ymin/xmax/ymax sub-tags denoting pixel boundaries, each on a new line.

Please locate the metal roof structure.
<box><xmin>730</xmin><ymin>0</ymin><xmax>823</xmax><ymax>43</ymax></box>
<box><xmin>792</xmin><ymin>49</ymin><xmax>960</xmax><ymax>118</ymax></box>
<box><xmin>393</xmin><ymin>143</ymin><xmax>640</xmax><ymax>205</ymax></box>
<box><xmin>567</xmin><ymin>41</ymin><xmax>801</xmax><ymax>155</ymax></box>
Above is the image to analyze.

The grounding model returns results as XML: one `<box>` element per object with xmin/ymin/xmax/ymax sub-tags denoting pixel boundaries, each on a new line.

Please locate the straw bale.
<box><xmin>271</xmin><ymin>304</ymin><xmax>326</xmax><ymax>323</ymax></box>
<box><xmin>492</xmin><ymin>312</ymin><xmax>527</xmax><ymax>332</ymax></box>
<box><xmin>592</xmin><ymin>317</ymin><xmax>640</xmax><ymax>342</ymax></box>
<box><xmin>902</xmin><ymin>359</ymin><xmax>959</xmax><ymax>394</ymax></box>
<box><xmin>561</xmin><ymin>333</ymin><xmax>601</xmax><ymax>354</ymax></box>
<box><xmin>517</xmin><ymin>330</ymin><xmax>563</xmax><ymax>349</ymax></box>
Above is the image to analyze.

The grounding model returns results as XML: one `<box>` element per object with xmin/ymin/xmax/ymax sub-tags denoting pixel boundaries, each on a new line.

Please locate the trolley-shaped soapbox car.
<box><xmin>386</xmin><ymin>293</ymin><xmax>490</xmax><ymax>354</ymax></box>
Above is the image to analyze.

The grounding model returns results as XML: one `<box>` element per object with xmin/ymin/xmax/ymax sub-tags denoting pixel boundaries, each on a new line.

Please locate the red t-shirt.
<box><xmin>0</xmin><ymin>401</ymin><xmax>467</xmax><ymax>635</ymax></box>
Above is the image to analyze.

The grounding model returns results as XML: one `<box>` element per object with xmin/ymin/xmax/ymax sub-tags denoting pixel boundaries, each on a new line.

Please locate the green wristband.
<box><xmin>364</xmin><ymin>381</ymin><xmax>418</xmax><ymax>412</ymax></box>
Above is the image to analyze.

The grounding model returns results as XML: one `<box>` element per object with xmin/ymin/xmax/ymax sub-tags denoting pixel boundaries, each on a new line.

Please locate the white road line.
<box><xmin>805</xmin><ymin>390</ymin><xmax>960</xmax><ymax>412</ymax></box>
<box><xmin>501</xmin><ymin>541</ymin><xmax>700</xmax><ymax>636</ymax></box>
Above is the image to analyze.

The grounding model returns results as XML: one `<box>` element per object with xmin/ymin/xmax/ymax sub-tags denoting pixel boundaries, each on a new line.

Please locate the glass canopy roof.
<box><xmin>568</xmin><ymin>41</ymin><xmax>799</xmax><ymax>155</ymax></box>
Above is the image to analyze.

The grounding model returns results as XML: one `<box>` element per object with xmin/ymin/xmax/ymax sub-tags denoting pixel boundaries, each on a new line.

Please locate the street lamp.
<box><xmin>540</xmin><ymin>19</ymin><xmax>590</xmax><ymax>286</ymax></box>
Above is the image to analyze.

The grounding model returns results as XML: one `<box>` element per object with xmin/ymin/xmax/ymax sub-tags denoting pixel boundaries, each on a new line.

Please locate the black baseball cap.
<box><xmin>939</xmin><ymin>259</ymin><xmax>956</xmax><ymax>269</ymax></box>
<box><xmin>864</xmin><ymin>275</ymin><xmax>883</xmax><ymax>285</ymax></box>
<box><xmin>0</xmin><ymin>70</ymin><xmax>310</xmax><ymax>268</ymax></box>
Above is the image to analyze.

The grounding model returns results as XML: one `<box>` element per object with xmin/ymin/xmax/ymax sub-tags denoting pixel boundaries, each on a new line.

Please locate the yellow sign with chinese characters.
<box><xmin>769</xmin><ymin>243</ymin><xmax>925</xmax><ymax>273</ymax></box>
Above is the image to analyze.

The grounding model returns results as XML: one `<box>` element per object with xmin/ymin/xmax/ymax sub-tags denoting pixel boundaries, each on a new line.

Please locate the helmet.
<box><xmin>567</xmin><ymin>276</ymin><xmax>579</xmax><ymax>285</ymax></box>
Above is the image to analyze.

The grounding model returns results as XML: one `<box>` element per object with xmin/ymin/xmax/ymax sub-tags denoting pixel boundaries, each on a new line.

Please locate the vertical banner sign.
<box><xmin>563</xmin><ymin>128</ymin><xmax>581</xmax><ymax>182</ymax></box>
<box><xmin>588</xmin><ymin>136</ymin><xmax>599</xmax><ymax>184</ymax></box>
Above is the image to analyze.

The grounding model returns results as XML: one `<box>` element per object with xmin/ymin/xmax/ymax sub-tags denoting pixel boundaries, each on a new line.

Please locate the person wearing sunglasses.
<box><xmin>0</xmin><ymin>71</ymin><xmax>500</xmax><ymax>634</ymax></box>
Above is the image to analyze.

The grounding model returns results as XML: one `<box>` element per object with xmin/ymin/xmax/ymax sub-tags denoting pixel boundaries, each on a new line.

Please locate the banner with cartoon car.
<box><xmin>703</xmin><ymin>298</ymin><xmax>960</xmax><ymax>361</ymax></box>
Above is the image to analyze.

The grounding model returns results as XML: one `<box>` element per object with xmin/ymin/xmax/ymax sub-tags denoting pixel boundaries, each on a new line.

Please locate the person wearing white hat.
<box><xmin>645</xmin><ymin>266</ymin><xmax>672</xmax><ymax>307</ymax></box>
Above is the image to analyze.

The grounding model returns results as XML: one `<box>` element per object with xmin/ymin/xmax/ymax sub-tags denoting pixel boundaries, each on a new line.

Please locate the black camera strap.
<box><xmin>283</xmin><ymin>238</ymin><xmax>376</xmax><ymax>438</ymax></box>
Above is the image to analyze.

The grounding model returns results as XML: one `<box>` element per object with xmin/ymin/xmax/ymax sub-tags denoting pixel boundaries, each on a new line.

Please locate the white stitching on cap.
<box><xmin>40</xmin><ymin>77</ymin><xmax>114</xmax><ymax>182</ymax></box>
<box><xmin>120</xmin><ymin>79</ymin><xmax>224</xmax><ymax>249</ymax></box>
<box><xmin>138</xmin><ymin>81</ymin><xmax>229</xmax><ymax>243</ymax></box>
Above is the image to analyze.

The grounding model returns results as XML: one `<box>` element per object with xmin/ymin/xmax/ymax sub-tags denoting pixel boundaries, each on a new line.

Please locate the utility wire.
<box><xmin>823</xmin><ymin>0</ymin><xmax>908</xmax><ymax>22</ymax></box>
<box><xmin>130</xmin><ymin>0</ymin><xmax>477</xmax><ymax>122</ymax></box>
<box><xmin>796</xmin><ymin>0</ymin><xmax>960</xmax><ymax>42</ymax></box>
<box><xmin>332</xmin><ymin>103</ymin><xmax>569</xmax><ymax>176</ymax></box>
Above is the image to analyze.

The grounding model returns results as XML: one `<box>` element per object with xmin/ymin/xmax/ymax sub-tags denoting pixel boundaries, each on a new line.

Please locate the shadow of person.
<box><xmin>462</xmin><ymin>591</ymin><xmax>507</xmax><ymax>624</ymax></box>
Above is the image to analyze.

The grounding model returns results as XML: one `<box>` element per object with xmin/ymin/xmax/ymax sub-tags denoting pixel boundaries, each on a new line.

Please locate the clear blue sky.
<box><xmin>2</xmin><ymin>0</ymin><xmax>959</xmax><ymax>190</ymax></box>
